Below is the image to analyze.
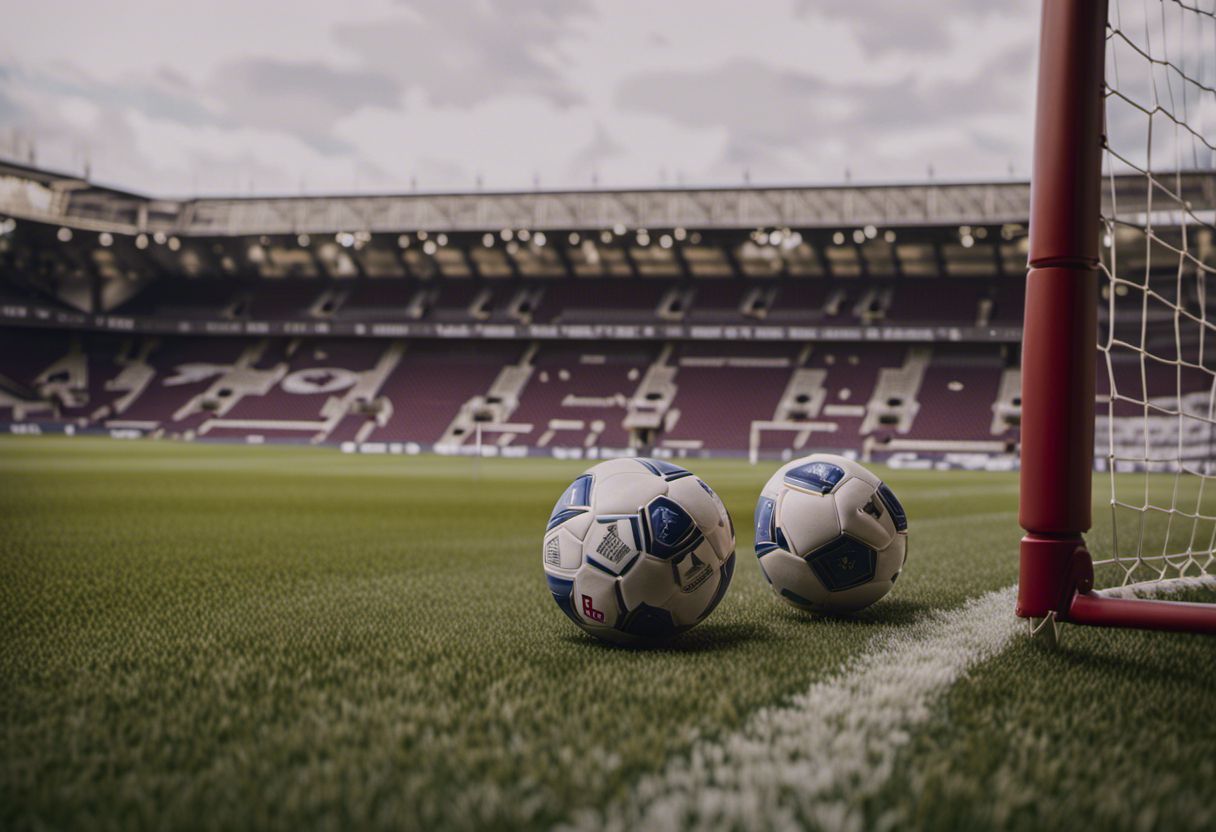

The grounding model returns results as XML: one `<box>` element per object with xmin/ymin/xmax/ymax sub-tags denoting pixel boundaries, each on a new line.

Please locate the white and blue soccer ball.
<box><xmin>755</xmin><ymin>454</ymin><xmax>908</xmax><ymax>614</ymax></box>
<box><xmin>542</xmin><ymin>458</ymin><xmax>736</xmax><ymax>643</ymax></box>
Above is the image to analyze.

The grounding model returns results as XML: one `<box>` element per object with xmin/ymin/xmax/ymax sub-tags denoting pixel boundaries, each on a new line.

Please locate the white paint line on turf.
<box><xmin>561</xmin><ymin>575</ymin><xmax>1215</xmax><ymax>832</ymax></box>
<box><xmin>559</xmin><ymin>584</ymin><xmax>1024</xmax><ymax>832</ymax></box>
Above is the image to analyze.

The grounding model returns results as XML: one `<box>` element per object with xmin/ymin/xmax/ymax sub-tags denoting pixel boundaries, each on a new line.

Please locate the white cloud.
<box><xmin>0</xmin><ymin>0</ymin><xmax>1040</xmax><ymax>195</ymax></box>
<box><xmin>334</xmin><ymin>0</ymin><xmax>595</xmax><ymax>108</ymax></box>
<box><xmin>56</xmin><ymin>96</ymin><xmax>101</xmax><ymax>130</ymax></box>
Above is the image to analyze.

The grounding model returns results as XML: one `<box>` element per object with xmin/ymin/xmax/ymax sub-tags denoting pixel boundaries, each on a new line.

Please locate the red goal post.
<box><xmin>1018</xmin><ymin>0</ymin><xmax>1216</xmax><ymax>633</ymax></box>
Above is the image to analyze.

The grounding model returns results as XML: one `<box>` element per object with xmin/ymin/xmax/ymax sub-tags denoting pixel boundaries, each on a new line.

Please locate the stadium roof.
<box><xmin>3</xmin><ymin>158</ymin><xmax>1212</xmax><ymax>239</ymax></box>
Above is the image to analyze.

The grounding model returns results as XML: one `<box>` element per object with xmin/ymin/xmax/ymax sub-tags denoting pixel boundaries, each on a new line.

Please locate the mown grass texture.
<box><xmin>874</xmin><ymin>608</ymin><xmax>1216</xmax><ymax>831</ymax></box>
<box><xmin>0</xmin><ymin>437</ymin><xmax>1212</xmax><ymax>831</ymax></box>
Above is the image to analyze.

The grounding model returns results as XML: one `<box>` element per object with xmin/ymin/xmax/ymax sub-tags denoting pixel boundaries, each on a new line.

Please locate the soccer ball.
<box><xmin>754</xmin><ymin>454</ymin><xmax>907</xmax><ymax>614</ymax></box>
<box><xmin>542</xmin><ymin>458</ymin><xmax>736</xmax><ymax>643</ymax></box>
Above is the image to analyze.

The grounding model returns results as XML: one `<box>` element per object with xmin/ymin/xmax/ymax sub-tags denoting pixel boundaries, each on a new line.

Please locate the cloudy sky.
<box><xmin>0</xmin><ymin>0</ymin><xmax>1039</xmax><ymax>197</ymax></box>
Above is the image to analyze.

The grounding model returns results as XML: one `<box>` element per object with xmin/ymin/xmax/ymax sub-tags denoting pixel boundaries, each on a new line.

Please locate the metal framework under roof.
<box><xmin>2</xmin><ymin>158</ymin><xmax>1212</xmax><ymax>238</ymax></box>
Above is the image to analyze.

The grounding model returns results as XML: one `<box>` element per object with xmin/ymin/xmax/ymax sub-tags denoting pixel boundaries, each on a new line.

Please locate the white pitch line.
<box><xmin>560</xmin><ymin>574</ymin><xmax>1216</xmax><ymax>832</ymax></box>
<box><xmin>561</xmin><ymin>585</ymin><xmax>1022</xmax><ymax>832</ymax></box>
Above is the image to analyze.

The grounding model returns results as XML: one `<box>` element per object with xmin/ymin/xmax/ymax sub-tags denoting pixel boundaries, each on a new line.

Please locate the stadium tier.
<box><xmin>0</xmin><ymin>326</ymin><xmax>1022</xmax><ymax>458</ymax></box>
<box><xmin>0</xmin><ymin>161</ymin><xmax>1212</xmax><ymax>464</ymax></box>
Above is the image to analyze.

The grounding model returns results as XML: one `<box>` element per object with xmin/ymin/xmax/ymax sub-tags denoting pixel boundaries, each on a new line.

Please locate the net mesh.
<box><xmin>1096</xmin><ymin>0</ymin><xmax>1216</xmax><ymax>587</ymax></box>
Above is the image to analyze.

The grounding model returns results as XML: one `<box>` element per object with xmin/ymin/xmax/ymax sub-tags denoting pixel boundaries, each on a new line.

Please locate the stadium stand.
<box><xmin>3</xmin><ymin>159</ymin><xmax>1112</xmax><ymax>463</ymax></box>
<box><xmin>908</xmin><ymin>346</ymin><xmax>1012</xmax><ymax>441</ymax></box>
<box><xmin>332</xmin><ymin>280</ymin><xmax>418</xmax><ymax>321</ymax></box>
<box><xmin>363</xmin><ymin>341</ymin><xmax>523</xmax><ymax>446</ymax></box>
<box><xmin>105</xmin><ymin>337</ymin><xmax>257</xmax><ymax>435</ymax></box>
<box><xmin>508</xmin><ymin>343</ymin><xmax>651</xmax><ymax>450</ymax></box>
<box><xmin>92</xmin><ymin>275</ymin><xmax>1031</xmax><ymax>331</ymax></box>
<box><xmin>766</xmin><ymin>281</ymin><xmax>848</xmax><ymax>323</ymax></box>
<box><xmin>538</xmin><ymin>278</ymin><xmax>670</xmax><ymax>323</ymax></box>
<box><xmin>0</xmin><ymin>319</ymin><xmax>1025</xmax><ymax>459</ymax></box>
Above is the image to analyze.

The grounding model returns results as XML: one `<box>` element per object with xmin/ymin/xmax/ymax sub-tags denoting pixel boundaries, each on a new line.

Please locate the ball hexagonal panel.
<box><xmin>783</xmin><ymin>459</ymin><xmax>846</xmax><ymax>494</ymax></box>
<box><xmin>776</xmin><ymin>488</ymin><xmax>841</xmax><ymax>556</ymax></box>
<box><xmin>642</xmin><ymin>496</ymin><xmax>702</xmax><ymax>560</ymax></box>
<box><xmin>806</xmin><ymin>536</ymin><xmax>877</xmax><ymax>592</ymax></box>
<box><xmin>834</xmin><ymin>477</ymin><xmax>896</xmax><ymax>550</ymax></box>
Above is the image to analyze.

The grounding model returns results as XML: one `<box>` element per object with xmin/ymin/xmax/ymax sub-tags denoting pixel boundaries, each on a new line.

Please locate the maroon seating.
<box><xmin>222</xmin><ymin>340</ymin><xmax>383</xmax><ymax>422</ymax></box>
<box><xmin>511</xmin><ymin>344</ymin><xmax>651</xmax><ymax>448</ymax></box>
<box><xmin>328</xmin><ymin>413</ymin><xmax>373</xmax><ymax>443</ymax></box>
<box><xmin>246</xmin><ymin>281</ymin><xmax>325</xmax><ymax>320</ymax></box>
<box><xmin>886</xmin><ymin>281</ymin><xmax>982</xmax><ymax>326</ymax></box>
<box><xmin>116</xmin><ymin>337</ymin><xmax>255</xmax><ymax>426</ymax></box>
<box><xmin>990</xmin><ymin>278</ymin><xmax>1027</xmax><ymax>324</ymax></box>
<box><xmin>334</xmin><ymin>280</ymin><xmax>416</xmax><ymax>320</ymax></box>
<box><xmin>431</xmin><ymin>281</ymin><xmax>492</xmax><ymax>322</ymax></box>
<box><xmin>535</xmin><ymin>279</ymin><xmax>667</xmax><ymax>323</ymax></box>
<box><xmin>0</xmin><ymin>327</ymin><xmax>1030</xmax><ymax>453</ymax></box>
<box><xmin>118</xmin><ymin>279</ymin><xmax>241</xmax><ymax>319</ymax></box>
<box><xmin>804</xmin><ymin>345</ymin><xmax>905</xmax><ymax>451</ymax></box>
<box><xmin>366</xmin><ymin>342</ymin><xmax>521</xmax><ymax>444</ymax></box>
<box><xmin>911</xmin><ymin>352</ymin><xmax>1007</xmax><ymax>441</ymax></box>
<box><xmin>664</xmin><ymin>360</ymin><xmax>795</xmax><ymax>451</ymax></box>
<box><xmin>687</xmin><ymin>281</ymin><xmax>746</xmax><ymax>322</ymax></box>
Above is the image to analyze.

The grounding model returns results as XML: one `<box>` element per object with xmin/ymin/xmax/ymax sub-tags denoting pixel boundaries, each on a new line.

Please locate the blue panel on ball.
<box><xmin>629</xmin><ymin>516</ymin><xmax>644</xmax><ymax>550</ymax></box>
<box><xmin>584</xmin><ymin>556</ymin><xmax>617</xmax><ymax>575</ymax></box>
<box><xmin>877</xmin><ymin>482</ymin><xmax>908</xmax><ymax>531</ymax></box>
<box><xmin>644</xmin><ymin>496</ymin><xmax>698</xmax><ymax>559</ymax></box>
<box><xmin>780</xmin><ymin>587</ymin><xmax>818</xmax><ymax>608</ymax></box>
<box><xmin>552</xmin><ymin>474</ymin><xmax>592</xmax><ymax>512</ymax></box>
<box><xmin>565</xmin><ymin>474</ymin><xmax>593</xmax><ymax>506</ymax></box>
<box><xmin>618</xmin><ymin>553</ymin><xmax>641</xmax><ymax>576</ymax></box>
<box><xmin>637</xmin><ymin>457</ymin><xmax>693</xmax><ymax>481</ymax></box>
<box><xmin>775</xmin><ymin>525</ymin><xmax>791</xmax><ymax>554</ymax></box>
<box><xmin>754</xmin><ymin>497</ymin><xmax>778</xmax><ymax>556</ymax></box>
<box><xmin>806</xmin><ymin>536</ymin><xmax>877</xmax><ymax>591</ymax></box>
<box><xmin>545</xmin><ymin>574</ymin><xmax>580</xmax><ymax>623</ymax></box>
<box><xmin>546</xmin><ymin>508</ymin><xmax>587</xmax><ymax>532</ymax></box>
<box><xmin>620</xmin><ymin>603</ymin><xmax>682</xmax><ymax>638</ymax></box>
<box><xmin>784</xmin><ymin>460</ymin><xmax>846</xmax><ymax>494</ymax></box>
<box><xmin>696</xmin><ymin>552</ymin><xmax>736</xmax><ymax>622</ymax></box>
<box><xmin>548</xmin><ymin>474</ymin><xmax>592</xmax><ymax>530</ymax></box>
<box><xmin>614</xmin><ymin>581</ymin><xmax>628</xmax><ymax>617</ymax></box>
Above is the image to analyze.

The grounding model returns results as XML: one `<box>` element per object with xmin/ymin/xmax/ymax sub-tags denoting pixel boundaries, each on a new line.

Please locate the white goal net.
<box><xmin>1095</xmin><ymin>0</ymin><xmax>1216</xmax><ymax>588</ymax></box>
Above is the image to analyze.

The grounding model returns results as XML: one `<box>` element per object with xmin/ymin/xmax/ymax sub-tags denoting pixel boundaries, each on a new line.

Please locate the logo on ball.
<box><xmin>595</xmin><ymin>525</ymin><xmax>631</xmax><ymax>564</ymax></box>
<box><xmin>544</xmin><ymin>536</ymin><xmax>561</xmax><ymax>567</ymax></box>
<box><xmin>652</xmin><ymin>506</ymin><xmax>680</xmax><ymax>543</ymax></box>
<box><xmin>581</xmin><ymin>595</ymin><xmax>606</xmax><ymax>622</ymax></box>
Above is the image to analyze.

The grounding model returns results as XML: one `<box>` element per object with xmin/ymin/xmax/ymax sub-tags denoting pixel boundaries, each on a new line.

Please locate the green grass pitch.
<box><xmin>1</xmin><ymin>437</ymin><xmax>1213</xmax><ymax>830</ymax></box>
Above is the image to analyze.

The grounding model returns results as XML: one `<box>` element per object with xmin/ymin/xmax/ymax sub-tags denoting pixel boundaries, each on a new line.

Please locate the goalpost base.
<box><xmin>1017</xmin><ymin>535</ymin><xmax>1093</xmax><ymax>620</ymax></box>
<box><xmin>1017</xmin><ymin>534</ymin><xmax>1216</xmax><ymax>636</ymax></box>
